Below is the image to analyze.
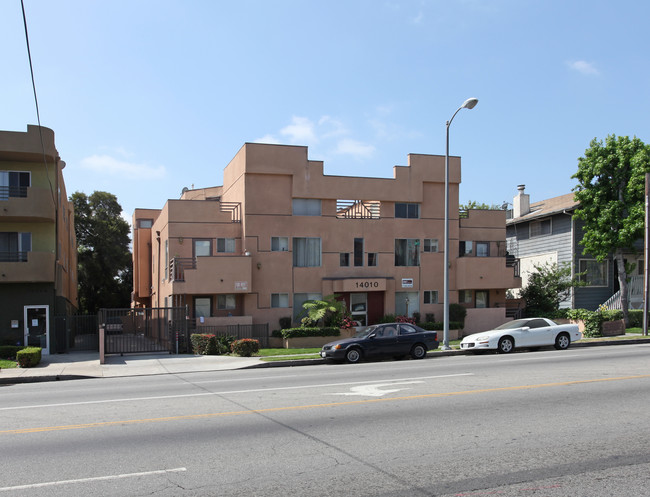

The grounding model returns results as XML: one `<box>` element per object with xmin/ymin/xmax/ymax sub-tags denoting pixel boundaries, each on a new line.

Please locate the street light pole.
<box><xmin>442</xmin><ymin>97</ymin><xmax>478</xmax><ymax>350</ymax></box>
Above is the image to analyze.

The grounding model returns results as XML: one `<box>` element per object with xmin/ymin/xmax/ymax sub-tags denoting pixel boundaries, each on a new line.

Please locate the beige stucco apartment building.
<box><xmin>132</xmin><ymin>143</ymin><xmax>520</xmax><ymax>335</ymax></box>
<box><xmin>0</xmin><ymin>125</ymin><xmax>78</xmax><ymax>354</ymax></box>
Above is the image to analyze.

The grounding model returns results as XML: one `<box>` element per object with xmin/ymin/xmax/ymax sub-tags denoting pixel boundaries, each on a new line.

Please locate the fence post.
<box><xmin>99</xmin><ymin>327</ymin><xmax>105</xmax><ymax>364</ymax></box>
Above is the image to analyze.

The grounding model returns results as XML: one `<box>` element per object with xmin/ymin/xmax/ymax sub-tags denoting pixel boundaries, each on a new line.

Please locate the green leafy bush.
<box><xmin>628</xmin><ymin>310</ymin><xmax>643</xmax><ymax>328</ymax></box>
<box><xmin>566</xmin><ymin>309</ymin><xmax>603</xmax><ymax>337</ymax></box>
<box><xmin>280</xmin><ymin>327</ymin><xmax>340</xmax><ymax>339</ymax></box>
<box><xmin>0</xmin><ymin>345</ymin><xmax>23</xmax><ymax>359</ymax></box>
<box><xmin>190</xmin><ymin>334</ymin><xmax>223</xmax><ymax>355</ymax></box>
<box><xmin>279</xmin><ymin>317</ymin><xmax>292</xmax><ymax>330</ymax></box>
<box><xmin>425</xmin><ymin>313</ymin><xmax>435</xmax><ymax>323</ymax></box>
<box><xmin>231</xmin><ymin>339</ymin><xmax>260</xmax><ymax>357</ymax></box>
<box><xmin>16</xmin><ymin>347</ymin><xmax>41</xmax><ymax>368</ymax></box>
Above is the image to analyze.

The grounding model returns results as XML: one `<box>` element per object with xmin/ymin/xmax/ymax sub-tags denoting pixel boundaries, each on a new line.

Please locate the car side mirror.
<box><xmin>368</xmin><ymin>333</ymin><xmax>376</xmax><ymax>339</ymax></box>
<box><xmin>521</xmin><ymin>326</ymin><xmax>530</xmax><ymax>331</ymax></box>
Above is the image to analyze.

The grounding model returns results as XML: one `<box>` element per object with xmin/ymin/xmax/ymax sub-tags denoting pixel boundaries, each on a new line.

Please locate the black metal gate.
<box><xmin>100</xmin><ymin>307</ymin><xmax>189</xmax><ymax>355</ymax></box>
<box><xmin>54</xmin><ymin>314</ymin><xmax>99</xmax><ymax>352</ymax></box>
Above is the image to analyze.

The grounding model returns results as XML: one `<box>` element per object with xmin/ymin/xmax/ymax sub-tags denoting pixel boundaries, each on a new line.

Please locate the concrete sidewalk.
<box><xmin>0</xmin><ymin>352</ymin><xmax>268</xmax><ymax>384</ymax></box>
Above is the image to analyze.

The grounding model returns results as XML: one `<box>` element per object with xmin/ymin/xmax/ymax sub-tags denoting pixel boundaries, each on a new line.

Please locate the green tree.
<box><xmin>520</xmin><ymin>263</ymin><xmax>585</xmax><ymax>316</ymax></box>
<box><xmin>572</xmin><ymin>135</ymin><xmax>650</xmax><ymax>324</ymax></box>
<box><xmin>459</xmin><ymin>200</ymin><xmax>506</xmax><ymax>210</ymax></box>
<box><xmin>299</xmin><ymin>295</ymin><xmax>348</xmax><ymax>327</ymax></box>
<box><xmin>71</xmin><ymin>191</ymin><xmax>132</xmax><ymax>314</ymax></box>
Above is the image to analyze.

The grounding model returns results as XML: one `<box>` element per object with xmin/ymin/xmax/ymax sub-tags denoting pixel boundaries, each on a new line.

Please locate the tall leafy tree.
<box><xmin>71</xmin><ymin>191</ymin><xmax>132</xmax><ymax>314</ymax></box>
<box><xmin>520</xmin><ymin>263</ymin><xmax>584</xmax><ymax>316</ymax></box>
<box><xmin>572</xmin><ymin>134</ymin><xmax>650</xmax><ymax>323</ymax></box>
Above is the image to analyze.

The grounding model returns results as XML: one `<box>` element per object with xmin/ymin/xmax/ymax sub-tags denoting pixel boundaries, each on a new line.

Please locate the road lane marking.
<box><xmin>0</xmin><ymin>373</ymin><xmax>473</xmax><ymax>411</ymax></box>
<box><xmin>0</xmin><ymin>468</ymin><xmax>187</xmax><ymax>492</ymax></box>
<box><xmin>334</xmin><ymin>381</ymin><xmax>424</xmax><ymax>397</ymax></box>
<box><xmin>2</xmin><ymin>374</ymin><xmax>649</xmax><ymax>436</ymax></box>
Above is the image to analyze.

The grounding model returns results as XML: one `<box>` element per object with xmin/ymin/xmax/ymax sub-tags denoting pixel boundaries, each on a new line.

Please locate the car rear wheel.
<box><xmin>497</xmin><ymin>336</ymin><xmax>514</xmax><ymax>354</ymax></box>
<box><xmin>410</xmin><ymin>344</ymin><xmax>427</xmax><ymax>359</ymax></box>
<box><xmin>554</xmin><ymin>333</ymin><xmax>571</xmax><ymax>350</ymax></box>
<box><xmin>345</xmin><ymin>348</ymin><xmax>362</xmax><ymax>363</ymax></box>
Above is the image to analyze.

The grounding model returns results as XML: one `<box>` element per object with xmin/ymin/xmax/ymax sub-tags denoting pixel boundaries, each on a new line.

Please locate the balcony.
<box><xmin>0</xmin><ymin>251</ymin><xmax>55</xmax><ymax>283</ymax></box>
<box><xmin>455</xmin><ymin>256</ymin><xmax>521</xmax><ymax>290</ymax></box>
<box><xmin>169</xmin><ymin>255</ymin><xmax>252</xmax><ymax>294</ymax></box>
<box><xmin>0</xmin><ymin>186</ymin><xmax>56</xmax><ymax>222</ymax></box>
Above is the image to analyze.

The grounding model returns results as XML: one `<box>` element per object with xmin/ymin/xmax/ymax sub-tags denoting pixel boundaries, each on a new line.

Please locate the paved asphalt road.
<box><xmin>1</xmin><ymin>343</ymin><xmax>649</xmax><ymax>496</ymax></box>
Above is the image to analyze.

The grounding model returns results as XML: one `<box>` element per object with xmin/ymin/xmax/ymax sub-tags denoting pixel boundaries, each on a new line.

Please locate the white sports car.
<box><xmin>460</xmin><ymin>318</ymin><xmax>582</xmax><ymax>353</ymax></box>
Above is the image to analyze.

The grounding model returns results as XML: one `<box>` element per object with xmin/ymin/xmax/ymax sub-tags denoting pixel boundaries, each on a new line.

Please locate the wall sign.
<box><xmin>401</xmin><ymin>278</ymin><xmax>414</xmax><ymax>288</ymax></box>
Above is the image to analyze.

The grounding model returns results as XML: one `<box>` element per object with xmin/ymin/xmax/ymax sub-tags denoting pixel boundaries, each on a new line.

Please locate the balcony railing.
<box><xmin>220</xmin><ymin>202</ymin><xmax>241</xmax><ymax>223</ymax></box>
<box><xmin>336</xmin><ymin>200</ymin><xmax>380</xmax><ymax>219</ymax></box>
<box><xmin>170</xmin><ymin>257</ymin><xmax>196</xmax><ymax>281</ymax></box>
<box><xmin>0</xmin><ymin>251</ymin><xmax>28</xmax><ymax>262</ymax></box>
<box><xmin>0</xmin><ymin>186</ymin><xmax>28</xmax><ymax>199</ymax></box>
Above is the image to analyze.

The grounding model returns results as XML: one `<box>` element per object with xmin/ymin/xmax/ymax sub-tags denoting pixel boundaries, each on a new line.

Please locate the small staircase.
<box><xmin>600</xmin><ymin>276</ymin><xmax>644</xmax><ymax>310</ymax></box>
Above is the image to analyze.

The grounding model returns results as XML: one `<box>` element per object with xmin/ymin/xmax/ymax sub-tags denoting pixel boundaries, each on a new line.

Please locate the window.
<box><xmin>423</xmin><ymin>291</ymin><xmax>438</xmax><ymax>304</ymax></box>
<box><xmin>423</xmin><ymin>239</ymin><xmax>438</xmax><ymax>253</ymax></box>
<box><xmin>579</xmin><ymin>259</ymin><xmax>608</xmax><ymax>286</ymax></box>
<box><xmin>395</xmin><ymin>292</ymin><xmax>419</xmax><ymax>317</ymax></box>
<box><xmin>395</xmin><ymin>202</ymin><xmax>420</xmax><ymax>219</ymax></box>
<box><xmin>354</xmin><ymin>238</ymin><xmax>364</xmax><ymax>266</ymax></box>
<box><xmin>293</xmin><ymin>237</ymin><xmax>321</xmax><ymax>267</ymax></box>
<box><xmin>293</xmin><ymin>292</ymin><xmax>322</xmax><ymax>321</ymax></box>
<box><xmin>292</xmin><ymin>198</ymin><xmax>321</xmax><ymax>216</ymax></box>
<box><xmin>137</xmin><ymin>219</ymin><xmax>153</xmax><ymax>229</ymax></box>
<box><xmin>271</xmin><ymin>236</ymin><xmax>289</xmax><ymax>251</ymax></box>
<box><xmin>459</xmin><ymin>241</ymin><xmax>473</xmax><ymax>257</ymax></box>
<box><xmin>530</xmin><ymin>219</ymin><xmax>551</xmax><ymax>237</ymax></box>
<box><xmin>395</xmin><ymin>239</ymin><xmax>419</xmax><ymax>266</ymax></box>
<box><xmin>217</xmin><ymin>294</ymin><xmax>236</xmax><ymax>309</ymax></box>
<box><xmin>458</xmin><ymin>290</ymin><xmax>472</xmax><ymax>303</ymax></box>
<box><xmin>340</xmin><ymin>253</ymin><xmax>350</xmax><ymax>266</ymax></box>
<box><xmin>476</xmin><ymin>242</ymin><xmax>489</xmax><ymax>257</ymax></box>
<box><xmin>271</xmin><ymin>293</ymin><xmax>289</xmax><ymax>308</ymax></box>
<box><xmin>475</xmin><ymin>291</ymin><xmax>489</xmax><ymax>308</ymax></box>
<box><xmin>0</xmin><ymin>171</ymin><xmax>30</xmax><ymax>199</ymax></box>
<box><xmin>367</xmin><ymin>253</ymin><xmax>378</xmax><ymax>266</ymax></box>
<box><xmin>0</xmin><ymin>232</ymin><xmax>31</xmax><ymax>262</ymax></box>
<box><xmin>194</xmin><ymin>239</ymin><xmax>212</xmax><ymax>257</ymax></box>
<box><xmin>217</xmin><ymin>238</ymin><xmax>236</xmax><ymax>253</ymax></box>
<box><xmin>194</xmin><ymin>297</ymin><xmax>211</xmax><ymax>318</ymax></box>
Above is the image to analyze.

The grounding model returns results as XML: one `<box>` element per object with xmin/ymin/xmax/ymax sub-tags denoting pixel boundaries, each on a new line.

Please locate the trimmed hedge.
<box><xmin>280</xmin><ymin>327</ymin><xmax>340</xmax><ymax>339</ymax></box>
<box><xmin>190</xmin><ymin>334</ymin><xmax>236</xmax><ymax>355</ymax></box>
<box><xmin>16</xmin><ymin>347</ymin><xmax>41</xmax><ymax>368</ymax></box>
<box><xmin>231</xmin><ymin>339</ymin><xmax>260</xmax><ymax>357</ymax></box>
<box><xmin>0</xmin><ymin>345</ymin><xmax>23</xmax><ymax>359</ymax></box>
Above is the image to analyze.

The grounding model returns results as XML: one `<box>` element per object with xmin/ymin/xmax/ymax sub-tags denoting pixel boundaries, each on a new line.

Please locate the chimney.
<box><xmin>513</xmin><ymin>184</ymin><xmax>530</xmax><ymax>218</ymax></box>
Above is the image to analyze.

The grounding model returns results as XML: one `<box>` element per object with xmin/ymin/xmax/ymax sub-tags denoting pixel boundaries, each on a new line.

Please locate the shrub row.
<box><xmin>280</xmin><ymin>327</ymin><xmax>340</xmax><ymax>339</ymax></box>
<box><xmin>16</xmin><ymin>347</ymin><xmax>42</xmax><ymax>368</ymax></box>
<box><xmin>190</xmin><ymin>334</ymin><xmax>236</xmax><ymax>355</ymax></box>
<box><xmin>230</xmin><ymin>339</ymin><xmax>260</xmax><ymax>357</ymax></box>
<box><xmin>0</xmin><ymin>345</ymin><xmax>23</xmax><ymax>359</ymax></box>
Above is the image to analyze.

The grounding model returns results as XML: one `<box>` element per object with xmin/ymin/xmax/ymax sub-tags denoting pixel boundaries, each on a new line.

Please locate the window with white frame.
<box><xmin>530</xmin><ymin>219</ymin><xmax>551</xmax><ymax>238</ymax></box>
<box><xmin>0</xmin><ymin>232</ymin><xmax>31</xmax><ymax>262</ymax></box>
<box><xmin>292</xmin><ymin>198</ymin><xmax>321</xmax><ymax>216</ymax></box>
<box><xmin>0</xmin><ymin>171</ymin><xmax>30</xmax><ymax>199</ymax></box>
<box><xmin>459</xmin><ymin>241</ymin><xmax>473</xmax><ymax>257</ymax></box>
<box><xmin>217</xmin><ymin>294</ymin><xmax>236</xmax><ymax>309</ymax></box>
<box><xmin>217</xmin><ymin>238</ymin><xmax>236</xmax><ymax>253</ymax></box>
<box><xmin>579</xmin><ymin>259</ymin><xmax>608</xmax><ymax>286</ymax></box>
<box><xmin>458</xmin><ymin>290</ymin><xmax>472</xmax><ymax>303</ymax></box>
<box><xmin>475</xmin><ymin>290</ymin><xmax>489</xmax><ymax>308</ymax></box>
<box><xmin>395</xmin><ymin>292</ymin><xmax>419</xmax><ymax>317</ymax></box>
<box><xmin>271</xmin><ymin>236</ymin><xmax>289</xmax><ymax>251</ymax></box>
<box><xmin>423</xmin><ymin>290</ymin><xmax>438</xmax><ymax>304</ymax></box>
<box><xmin>293</xmin><ymin>237</ymin><xmax>321</xmax><ymax>267</ymax></box>
<box><xmin>194</xmin><ymin>239</ymin><xmax>211</xmax><ymax>257</ymax></box>
<box><xmin>476</xmin><ymin>242</ymin><xmax>489</xmax><ymax>257</ymax></box>
<box><xmin>271</xmin><ymin>293</ymin><xmax>289</xmax><ymax>308</ymax></box>
<box><xmin>423</xmin><ymin>239</ymin><xmax>438</xmax><ymax>252</ymax></box>
<box><xmin>194</xmin><ymin>297</ymin><xmax>211</xmax><ymax>318</ymax></box>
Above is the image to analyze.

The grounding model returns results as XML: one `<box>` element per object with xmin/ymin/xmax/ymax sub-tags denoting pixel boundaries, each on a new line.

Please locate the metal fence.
<box><xmin>192</xmin><ymin>323</ymin><xmax>270</xmax><ymax>349</ymax></box>
<box><xmin>99</xmin><ymin>307</ymin><xmax>190</xmax><ymax>355</ymax></box>
<box><xmin>54</xmin><ymin>314</ymin><xmax>99</xmax><ymax>352</ymax></box>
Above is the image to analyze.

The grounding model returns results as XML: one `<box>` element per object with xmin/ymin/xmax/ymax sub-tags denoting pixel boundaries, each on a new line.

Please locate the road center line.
<box><xmin>0</xmin><ymin>373</ymin><xmax>473</xmax><ymax>411</ymax></box>
<box><xmin>2</xmin><ymin>374</ymin><xmax>649</xmax><ymax>436</ymax></box>
<box><xmin>0</xmin><ymin>468</ymin><xmax>187</xmax><ymax>492</ymax></box>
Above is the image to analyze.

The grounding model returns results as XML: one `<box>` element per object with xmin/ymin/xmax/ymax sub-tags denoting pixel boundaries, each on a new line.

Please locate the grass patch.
<box><xmin>0</xmin><ymin>359</ymin><xmax>18</xmax><ymax>369</ymax></box>
<box><xmin>257</xmin><ymin>348</ymin><xmax>320</xmax><ymax>357</ymax></box>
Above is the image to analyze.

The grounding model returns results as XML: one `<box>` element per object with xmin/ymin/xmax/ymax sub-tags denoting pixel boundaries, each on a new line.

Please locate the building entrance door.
<box><xmin>24</xmin><ymin>305</ymin><xmax>49</xmax><ymax>354</ymax></box>
<box><xmin>350</xmin><ymin>293</ymin><xmax>367</xmax><ymax>326</ymax></box>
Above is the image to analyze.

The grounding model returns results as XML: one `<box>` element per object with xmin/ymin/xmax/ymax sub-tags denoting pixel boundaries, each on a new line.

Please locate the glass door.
<box><xmin>24</xmin><ymin>305</ymin><xmax>49</xmax><ymax>354</ymax></box>
<box><xmin>350</xmin><ymin>293</ymin><xmax>367</xmax><ymax>326</ymax></box>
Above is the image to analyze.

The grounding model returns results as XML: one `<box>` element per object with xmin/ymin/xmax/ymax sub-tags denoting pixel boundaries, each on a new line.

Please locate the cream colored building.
<box><xmin>132</xmin><ymin>143</ymin><xmax>520</xmax><ymax>335</ymax></box>
<box><xmin>0</xmin><ymin>125</ymin><xmax>78</xmax><ymax>354</ymax></box>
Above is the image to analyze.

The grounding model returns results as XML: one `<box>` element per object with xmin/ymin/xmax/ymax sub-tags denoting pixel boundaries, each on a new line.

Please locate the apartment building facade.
<box><xmin>0</xmin><ymin>125</ymin><xmax>78</xmax><ymax>354</ymax></box>
<box><xmin>133</xmin><ymin>143</ymin><xmax>520</xmax><ymax>335</ymax></box>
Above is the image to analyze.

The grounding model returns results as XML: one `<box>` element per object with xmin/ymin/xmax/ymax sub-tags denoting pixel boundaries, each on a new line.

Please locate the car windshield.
<box><xmin>494</xmin><ymin>319</ymin><xmax>542</xmax><ymax>330</ymax></box>
<box><xmin>354</xmin><ymin>326</ymin><xmax>378</xmax><ymax>338</ymax></box>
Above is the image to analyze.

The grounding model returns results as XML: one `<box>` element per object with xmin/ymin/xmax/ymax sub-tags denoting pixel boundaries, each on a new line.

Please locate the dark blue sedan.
<box><xmin>320</xmin><ymin>323</ymin><xmax>439</xmax><ymax>363</ymax></box>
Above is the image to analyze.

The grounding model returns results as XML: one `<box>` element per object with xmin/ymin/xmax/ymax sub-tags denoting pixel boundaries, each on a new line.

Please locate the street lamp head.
<box><xmin>462</xmin><ymin>97</ymin><xmax>479</xmax><ymax>110</ymax></box>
